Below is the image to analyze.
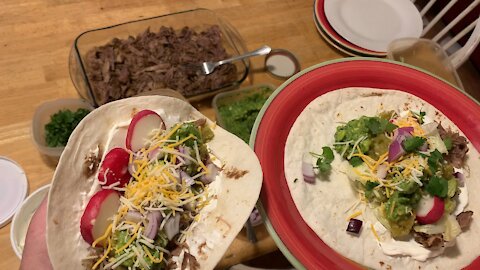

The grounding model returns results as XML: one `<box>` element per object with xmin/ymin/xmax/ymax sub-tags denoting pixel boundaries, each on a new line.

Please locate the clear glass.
<box><xmin>69</xmin><ymin>9</ymin><xmax>249</xmax><ymax>107</ymax></box>
<box><xmin>387</xmin><ymin>38</ymin><xmax>464</xmax><ymax>89</ymax></box>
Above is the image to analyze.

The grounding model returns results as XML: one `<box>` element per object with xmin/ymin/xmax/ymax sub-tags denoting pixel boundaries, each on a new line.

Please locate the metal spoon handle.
<box><xmin>217</xmin><ymin>45</ymin><xmax>272</xmax><ymax>66</ymax></box>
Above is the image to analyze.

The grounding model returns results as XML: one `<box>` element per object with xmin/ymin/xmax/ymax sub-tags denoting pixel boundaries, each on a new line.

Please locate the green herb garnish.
<box><xmin>45</xmin><ymin>108</ymin><xmax>90</xmax><ymax>147</ymax></box>
<box><xmin>366</xmin><ymin>117</ymin><xmax>398</xmax><ymax>135</ymax></box>
<box><xmin>348</xmin><ymin>156</ymin><xmax>363</xmax><ymax>167</ymax></box>
<box><xmin>426</xmin><ymin>176</ymin><xmax>449</xmax><ymax>198</ymax></box>
<box><xmin>365</xmin><ymin>181</ymin><xmax>379</xmax><ymax>190</ymax></box>
<box><xmin>427</xmin><ymin>149</ymin><xmax>443</xmax><ymax>172</ymax></box>
<box><xmin>412</xmin><ymin>110</ymin><xmax>426</xmax><ymax>124</ymax></box>
<box><xmin>402</xmin><ymin>136</ymin><xmax>426</xmax><ymax>152</ymax></box>
<box><xmin>313</xmin><ymin>146</ymin><xmax>335</xmax><ymax>173</ymax></box>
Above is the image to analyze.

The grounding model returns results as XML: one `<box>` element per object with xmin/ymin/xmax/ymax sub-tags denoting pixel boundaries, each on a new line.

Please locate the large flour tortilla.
<box><xmin>284</xmin><ymin>87</ymin><xmax>480</xmax><ymax>269</ymax></box>
<box><xmin>46</xmin><ymin>96</ymin><xmax>263</xmax><ymax>269</ymax></box>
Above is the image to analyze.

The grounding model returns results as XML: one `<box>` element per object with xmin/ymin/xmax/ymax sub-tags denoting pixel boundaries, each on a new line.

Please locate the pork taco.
<box><xmin>46</xmin><ymin>96</ymin><xmax>262</xmax><ymax>270</ymax></box>
<box><xmin>284</xmin><ymin>87</ymin><xmax>480</xmax><ymax>269</ymax></box>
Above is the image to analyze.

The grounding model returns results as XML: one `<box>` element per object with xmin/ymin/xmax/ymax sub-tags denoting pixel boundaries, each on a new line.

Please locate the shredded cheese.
<box><xmin>92</xmin><ymin>223</ymin><xmax>113</xmax><ymax>248</ymax></box>
<box><xmin>346</xmin><ymin>210</ymin><xmax>363</xmax><ymax>221</ymax></box>
<box><xmin>371</xmin><ymin>224</ymin><xmax>380</xmax><ymax>242</ymax></box>
<box><xmin>92</xmin><ymin>237</ymin><xmax>112</xmax><ymax>270</ymax></box>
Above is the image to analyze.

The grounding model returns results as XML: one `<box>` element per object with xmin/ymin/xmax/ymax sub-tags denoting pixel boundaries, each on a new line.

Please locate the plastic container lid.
<box><xmin>0</xmin><ymin>157</ymin><xmax>28</xmax><ymax>228</ymax></box>
<box><xmin>265</xmin><ymin>49</ymin><xmax>301</xmax><ymax>79</ymax></box>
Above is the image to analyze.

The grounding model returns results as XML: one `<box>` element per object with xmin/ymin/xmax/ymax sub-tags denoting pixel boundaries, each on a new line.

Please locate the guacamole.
<box><xmin>217</xmin><ymin>87</ymin><xmax>272</xmax><ymax>143</ymax></box>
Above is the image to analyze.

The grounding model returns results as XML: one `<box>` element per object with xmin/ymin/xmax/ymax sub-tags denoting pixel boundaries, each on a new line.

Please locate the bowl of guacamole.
<box><xmin>213</xmin><ymin>84</ymin><xmax>275</xmax><ymax>143</ymax></box>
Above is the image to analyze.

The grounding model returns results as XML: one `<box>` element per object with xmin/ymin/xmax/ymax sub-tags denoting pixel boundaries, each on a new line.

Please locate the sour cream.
<box><xmin>374</xmin><ymin>222</ymin><xmax>444</xmax><ymax>261</ymax></box>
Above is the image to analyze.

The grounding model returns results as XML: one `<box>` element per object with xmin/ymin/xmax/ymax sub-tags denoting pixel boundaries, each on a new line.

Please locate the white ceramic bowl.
<box><xmin>10</xmin><ymin>184</ymin><xmax>50</xmax><ymax>258</ymax></box>
<box><xmin>32</xmin><ymin>99</ymin><xmax>94</xmax><ymax>158</ymax></box>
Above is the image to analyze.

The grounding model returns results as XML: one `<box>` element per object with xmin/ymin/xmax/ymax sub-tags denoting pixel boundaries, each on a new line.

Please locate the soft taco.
<box><xmin>46</xmin><ymin>96</ymin><xmax>263</xmax><ymax>270</ymax></box>
<box><xmin>284</xmin><ymin>87</ymin><xmax>480</xmax><ymax>269</ymax></box>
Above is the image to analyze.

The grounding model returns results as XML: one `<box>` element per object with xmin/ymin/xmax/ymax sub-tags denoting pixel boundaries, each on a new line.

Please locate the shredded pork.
<box><xmin>457</xmin><ymin>211</ymin><xmax>474</xmax><ymax>231</ymax></box>
<box><xmin>84</xmin><ymin>26</ymin><xmax>237</xmax><ymax>105</ymax></box>
<box><xmin>438</xmin><ymin>124</ymin><xmax>469</xmax><ymax>168</ymax></box>
<box><xmin>413</xmin><ymin>232</ymin><xmax>444</xmax><ymax>249</ymax></box>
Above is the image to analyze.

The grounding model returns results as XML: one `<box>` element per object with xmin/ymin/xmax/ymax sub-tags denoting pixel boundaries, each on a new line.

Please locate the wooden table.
<box><xmin>0</xmin><ymin>0</ymin><xmax>479</xmax><ymax>269</ymax></box>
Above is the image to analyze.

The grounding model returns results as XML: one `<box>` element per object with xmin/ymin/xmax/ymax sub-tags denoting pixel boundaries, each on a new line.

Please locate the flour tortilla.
<box><xmin>46</xmin><ymin>96</ymin><xmax>263</xmax><ymax>269</ymax></box>
<box><xmin>284</xmin><ymin>87</ymin><xmax>480</xmax><ymax>270</ymax></box>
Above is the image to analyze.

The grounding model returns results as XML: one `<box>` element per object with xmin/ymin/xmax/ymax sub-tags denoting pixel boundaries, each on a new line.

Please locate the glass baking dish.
<box><xmin>69</xmin><ymin>8</ymin><xmax>249</xmax><ymax>107</ymax></box>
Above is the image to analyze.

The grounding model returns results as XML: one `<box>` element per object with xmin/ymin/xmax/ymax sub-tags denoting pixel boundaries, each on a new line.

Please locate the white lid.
<box><xmin>0</xmin><ymin>157</ymin><xmax>28</xmax><ymax>228</ymax></box>
<box><xmin>265</xmin><ymin>49</ymin><xmax>300</xmax><ymax>79</ymax></box>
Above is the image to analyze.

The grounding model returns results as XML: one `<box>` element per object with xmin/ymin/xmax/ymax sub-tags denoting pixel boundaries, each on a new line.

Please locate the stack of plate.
<box><xmin>314</xmin><ymin>0</ymin><xmax>423</xmax><ymax>57</ymax></box>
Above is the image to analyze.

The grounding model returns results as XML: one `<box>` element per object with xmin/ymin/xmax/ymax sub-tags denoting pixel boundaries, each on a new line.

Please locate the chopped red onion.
<box><xmin>396</xmin><ymin>127</ymin><xmax>414</xmax><ymax>139</ymax></box>
<box><xmin>346</xmin><ymin>218</ymin><xmax>363</xmax><ymax>234</ymax></box>
<box><xmin>249</xmin><ymin>208</ymin><xmax>263</xmax><ymax>227</ymax></box>
<box><xmin>376</xmin><ymin>164</ymin><xmax>388</xmax><ymax>179</ymax></box>
<box><xmin>164</xmin><ymin>214</ymin><xmax>181</xmax><ymax>240</ymax></box>
<box><xmin>388</xmin><ymin>140</ymin><xmax>406</xmax><ymax>162</ymax></box>
<box><xmin>125</xmin><ymin>210</ymin><xmax>143</xmax><ymax>224</ymax></box>
<box><xmin>302</xmin><ymin>161</ymin><xmax>316</xmax><ymax>184</ymax></box>
<box><xmin>180</xmin><ymin>170</ymin><xmax>195</xmax><ymax>187</ymax></box>
<box><xmin>454</xmin><ymin>172</ymin><xmax>465</xmax><ymax>187</ymax></box>
<box><xmin>178</xmin><ymin>146</ymin><xmax>192</xmax><ymax>165</ymax></box>
<box><xmin>144</xmin><ymin>211</ymin><xmax>163</xmax><ymax>240</ymax></box>
<box><xmin>388</xmin><ymin>127</ymin><xmax>413</xmax><ymax>162</ymax></box>
<box><xmin>200</xmin><ymin>163</ymin><xmax>218</xmax><ymax>184</ymax></box>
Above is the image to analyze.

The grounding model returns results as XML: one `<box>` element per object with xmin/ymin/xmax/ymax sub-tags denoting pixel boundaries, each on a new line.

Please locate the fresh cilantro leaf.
<box><xmin>385</xmin><ymin>121</ymin><xmax>398</xmax><ymax>133</ymax></box>
<box><xmin>315</xmin><ymin>146</ymin><xmax>335</xmax><ymax>173</ymax></box>
<box><xmin>321</xmin><ymin>146</ymin><xmax>334</xmax><ymax>163</ymax></box>
<box><xmin>318</xmin><ymin>162</ymin><xmax>332</xmax><ymax>173</ymax></box>
<box><xmin>349</xmin><ymin>156</ymin><xmax>363</xmax><ymax>167</ymax></box>
<box><xmin>428</xmin><ymin>149</ymin><xmax>443</xmax><ymax>172</ymax></box>
<box><xmin>45</xmin><ymin>108</ymin><xmax>90</xmax><ymax>147</ymax></box>
<box><xmin>365</xmin><ymin>181</ymin><xmax>379</xmax><ymax>191</ymax></box>
<box><xmin>402</xmin><ymin>136</ymin><xmax>427</xmax><ymax>152</ymax></box>
<box><xmin>426</xmin><ymin>176</ymin><xmax>448</xmax><ymax>198</ymax></box>
<box><xmin>367</xmin><ymin>117</ymin><xmax>398</xmax><ymax>135</ymax></box>
<box><xmin>443</xmin><ymin>137</ymin><xmax>453</xmax><ymax>151</ymax></box>
<box><xmin>412</xmin><ymin>110</ymin><xmax>426</xmax><ymax>124</ymax></box>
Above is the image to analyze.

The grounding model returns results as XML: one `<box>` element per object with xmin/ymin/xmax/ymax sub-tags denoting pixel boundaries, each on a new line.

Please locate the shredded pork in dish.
<box><xmin>84</xmin><ymin>26</ymin><xmax>237</xmax><ymax>105</ymax></box>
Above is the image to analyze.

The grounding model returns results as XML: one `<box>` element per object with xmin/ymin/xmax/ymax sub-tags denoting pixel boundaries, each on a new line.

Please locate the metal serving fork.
<box><xmin>198</xmin><ymin>45</ymin><xmax>272</xmax><ymax>75</ymax></box>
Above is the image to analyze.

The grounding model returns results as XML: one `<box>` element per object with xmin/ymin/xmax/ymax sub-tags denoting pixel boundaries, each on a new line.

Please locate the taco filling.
<box><xmin>284</xmin><ymin>87</ymin><xmax>480</xmax><ymax>269</ymax></box>
<box><xmin>330</xmin><ymin>110</ymin><xmax>472</xmax><ymax>254</ymax></box>
<box><xmin>80</xmin><ymin>110</ymin><xmax>219</xmax><ymax>270</ymax></box>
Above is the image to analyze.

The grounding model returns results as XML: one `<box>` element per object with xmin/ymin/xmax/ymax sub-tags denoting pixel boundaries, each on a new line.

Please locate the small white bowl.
<box><xmin>32</xmin><ymin>99</ymin><xmax>94</xmax><ymax>158</ymax></box>
<box><xmin>10</xmin><ymin>184</ymin><xmax>50</xmax><ymax>258</ymax></box>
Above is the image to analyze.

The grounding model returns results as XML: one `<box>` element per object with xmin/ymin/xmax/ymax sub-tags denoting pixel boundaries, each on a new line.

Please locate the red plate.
<box><xmin>251</xmin><ymin>58</ymin><xmax>480</xmax><ymax>269</ymax></box>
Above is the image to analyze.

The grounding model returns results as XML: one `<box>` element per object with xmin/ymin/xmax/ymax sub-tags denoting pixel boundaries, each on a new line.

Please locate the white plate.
<box><xmin>10</xmin><ymin>185</ymin><xmax>50</xmax><ymax>258</ymax></box>
<box><xmin>324</xmin><ymin>0</ymin><xmax>422</xmax><ymax>52</ymax></box>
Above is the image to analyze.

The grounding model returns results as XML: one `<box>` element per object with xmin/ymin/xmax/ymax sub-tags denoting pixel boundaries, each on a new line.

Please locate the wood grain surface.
<box><xmin>0</xmin><ymin>0</ymin><xmax>478</xmax><ymax>269</ymax></box>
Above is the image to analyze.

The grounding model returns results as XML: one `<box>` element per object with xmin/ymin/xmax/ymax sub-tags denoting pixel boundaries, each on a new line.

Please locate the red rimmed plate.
<box><xmin>250</xmin><ymin>58</ymin><xmax>480</xmax><ymax>269</ymax></box>
<box><xmin>314</xmin><ymin>0</ymin><xmax>386</xmax><ymax>57</ymax></box>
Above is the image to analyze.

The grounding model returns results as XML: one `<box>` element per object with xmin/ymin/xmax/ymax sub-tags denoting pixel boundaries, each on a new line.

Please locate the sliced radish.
<box><xmin>80</xmin><ymin>189</ymin><xmax>120</xmax><ymax>245</ymax></box>
<box><xmin>416</xmin><ymin>195</ymin><xmax>445</xmax><ymax>225</ymax></box>
<box><xmin>98</xmin><ymin>147</ymin><xmax>131</xmax><ymax>187</ymax></box>
<box><xmin>126</xmin><ymin>110</ymin><xmax>165</xmax><ymax>152</ymax></box>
